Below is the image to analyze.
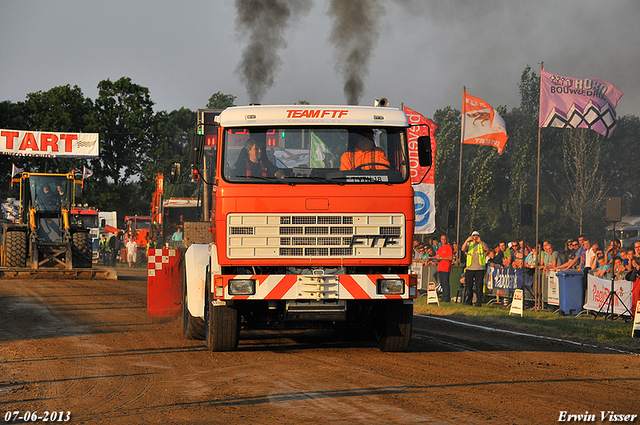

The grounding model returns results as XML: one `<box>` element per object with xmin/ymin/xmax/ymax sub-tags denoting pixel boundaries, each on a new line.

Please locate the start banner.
<box><xmin>585</xmin><ymin>274</ymin><xmax>633</xmax><ymax>316</ymax></box>
<box><xmin>0</xmin><ymin>129</ymin><xmax>99</xmax><ymax>158</ymax></box>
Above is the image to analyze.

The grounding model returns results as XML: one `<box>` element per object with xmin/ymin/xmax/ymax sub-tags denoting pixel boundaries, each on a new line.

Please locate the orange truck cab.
<box><xmin>183</xmin><ymin>104</ymin><xmax>431</xmax><ymax>352</ymax></box>
<box><xmin>125</xmin><ymin>215</ymin><xmax>151</xmax><ymax>263</ymax></box>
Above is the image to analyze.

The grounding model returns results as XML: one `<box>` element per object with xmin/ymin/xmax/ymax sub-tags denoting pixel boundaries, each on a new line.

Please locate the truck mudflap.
<box><xmin>212</xmin><ymin>274</ymin><xmax>417</xmax><ymax>301</ymax></box>
<box><xmin>184</xmin><ymin>243</ymin><xmax>214</xmax><ymax>319</ymax></box>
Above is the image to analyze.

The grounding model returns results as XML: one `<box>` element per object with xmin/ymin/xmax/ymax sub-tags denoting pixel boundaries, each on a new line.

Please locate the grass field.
<box><xmin>413</xmin><ymin>297</ymin><xmax>640</xmax><ymax>352</ymax></box>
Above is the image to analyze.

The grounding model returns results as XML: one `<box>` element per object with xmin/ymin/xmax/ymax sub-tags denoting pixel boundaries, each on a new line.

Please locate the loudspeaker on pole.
<box><xmin>440</xmin><ymin>209</ymin><xmax>456</xmax><ymax>229</ymax></box>
<box><xmin>518</xmin><ymin>204</ymin><xmax>533</xmax><ymax>227</ymax></box>
<box><xmin>606</xmin><ymin>196</ymin><xmax>622</xmax><ymax>222</ymax></box>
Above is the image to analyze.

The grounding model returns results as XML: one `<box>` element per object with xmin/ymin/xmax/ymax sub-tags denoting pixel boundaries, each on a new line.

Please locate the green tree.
<box><xmin>0</xmin><ymin>100</ymin><xmax>28</xmax><ymax>131</ymax></box>
<box><xmin>81</xmin><ymin>77</ymin><xmax>155</xmax><ymax>218</ymax></box>
<box><xmin>23</xmin><ymin>85</ymin><xmax>95</xmax><ymax>133</ymax></box>
<box><xmin>92</xmin><ymin>77</ymin><xmax>155</xmax><ymax>186</ymax></box>
<box><xmin>20</xmin><ymin>85</ymin><xmax>96</xmax><ymax>175</ymax></box>
<box><xmin>603</xmin><ymin>115</ymin><xmax>640</xmax><ymax>215</ymax></box>
<box><xmin>502</xmin><ymin>105</ymin><xmax>538</xmax><ymax>241</ymax></box>
<box><xmin>206</xmin><ymin>92</ymin><xmax>236</xmax><ymax>109</ymax></box>
<box><xmin>141</xmin><ymin>107</ymin><xmax>196</xmax><ymax>199</ymax></box>
<box><xmin>432</xmin><ymin>107</ymin><xmax>461</xmax><ymax>233</ymax></box>
<box><xmin>558</xmin><ymin>129</ymin><xmax>608</xmax><ymax>234</ymax></box>
<box><xmin>518</xmin><ymin>65</ymin><xmax>540</xmax><ymax>118</ymax></box>
<box><xmin>0</xmin><ymin>86</ymin><xmax>95</xmax><ymax>198</ymax></box>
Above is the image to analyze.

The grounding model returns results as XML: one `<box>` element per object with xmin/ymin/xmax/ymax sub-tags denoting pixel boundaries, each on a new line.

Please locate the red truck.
<box><xmin>181</xmin><ymin>103</ymin><xmax>431</xmax><ymax>351</ymax></box>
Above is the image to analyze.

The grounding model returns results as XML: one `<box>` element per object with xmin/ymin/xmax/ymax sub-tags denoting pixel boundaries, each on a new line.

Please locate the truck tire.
<box><xmin>4</xmin><ymin>231</ymin><xmax>27</xmax><ymax>268</ymax></box>
<box><xmin>136</xmin><ymin>248</ymin><xmax>147</xmax><ymax>268</ymax></box>
<box><xmin>182</xmin><ymin>266</ymin><xmax>205</xmax><ymax>340</ymax></box>
<box><xmin>205</xmin><ymin>280</ymin><xmax>239</xmax><ymax>351</ymax></box>
<box><xmin>376</xmin><ymin>301</ymin><xmax>413</xmax><ymax>352</ymax></box>
<box><xmin>71</xmin><ymin>232</ymin><xmax>92</xmax><ymax>268</ymax></box>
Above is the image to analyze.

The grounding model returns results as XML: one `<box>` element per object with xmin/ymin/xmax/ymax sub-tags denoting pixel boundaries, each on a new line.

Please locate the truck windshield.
<box><xmin>29</xmin><ymin>175</ymin><xmax>71</xmax><ymax>212</ymax></box>
<box><xmin>135</xmin><ymin>220</ymin><xmax>151</xmax><ymax>230</ymax></box>
<box><xmin>222</xmin><ymin>127</ymin><xmax>409</xmax><ymax>184</ymax></box>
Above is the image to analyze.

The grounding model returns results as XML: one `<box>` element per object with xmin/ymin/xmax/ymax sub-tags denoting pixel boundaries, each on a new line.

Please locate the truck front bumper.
<box><xmin>213</xmin><ymin>273</ymin><xmax>417</xmax><ymax>301</ymax></box>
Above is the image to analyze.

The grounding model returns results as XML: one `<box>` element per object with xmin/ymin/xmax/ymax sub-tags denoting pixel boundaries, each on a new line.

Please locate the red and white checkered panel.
<box><xmin>147</xmin><ymin>249</ymin><xmax>182</xmax><ymax>318</ymax></box>
<box><xmin>147</xmin><ymin>249</ymin><xmax>178</xmax><ymax>277</ymax></box>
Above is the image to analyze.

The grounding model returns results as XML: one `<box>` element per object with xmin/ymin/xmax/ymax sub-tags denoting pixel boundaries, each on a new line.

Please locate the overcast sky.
<box><xmin>2</xmin><ymin>0</ymin><xmax>639</xmax><ymax>121</ymax></box>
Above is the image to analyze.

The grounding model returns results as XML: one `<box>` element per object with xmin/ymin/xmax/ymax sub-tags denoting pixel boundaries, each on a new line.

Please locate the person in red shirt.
<box><xmin>340</xmin><ymin>129</ymin><xmax>390</xmax><ymax>171</ymax></box>
<box><xmin>435</xmin><ymin>234</ymin><xmax>454</xmax><ymax>302</ymax></box>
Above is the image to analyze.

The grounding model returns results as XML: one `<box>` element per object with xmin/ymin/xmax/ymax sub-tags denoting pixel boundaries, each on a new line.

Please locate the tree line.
<box><xmin>1</xmin><ymin>69</ymin><xmax>639</xmax><ymax>248</ymax></box>
<box><xmin>0</xmin><ymin>78</ymin><xmax>234</xmax><ymax>227</ymax></box>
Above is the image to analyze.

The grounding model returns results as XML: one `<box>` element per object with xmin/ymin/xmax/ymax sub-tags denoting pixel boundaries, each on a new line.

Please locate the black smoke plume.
<box><xmin>327</xmin><ymin>0</ymin><xmax>384</xmax><ymax>105</ymax></box>
<box><xmin>235</xmin><ymin>0</ymin><xmax>312</xmax><ymax>103</ymax></box>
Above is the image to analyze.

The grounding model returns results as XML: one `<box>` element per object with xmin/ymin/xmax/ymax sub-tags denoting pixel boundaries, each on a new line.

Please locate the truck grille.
<box><xmin>227</xmin><ymin>214</ymin><xmax>405</xmax><ymax>259</ymax></box>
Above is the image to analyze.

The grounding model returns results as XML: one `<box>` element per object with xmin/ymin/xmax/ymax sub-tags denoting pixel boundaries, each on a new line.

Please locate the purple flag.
<box><xmin>539</xmin><ymin>69</ymin><xmax>623</xmax><ymax>138</ymax></box>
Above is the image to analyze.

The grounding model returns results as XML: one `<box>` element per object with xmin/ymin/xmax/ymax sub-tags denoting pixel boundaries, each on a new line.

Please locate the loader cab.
<box><xmin>13</xmin><ymin>173</ymin><xmax>77</xmax><ymax>226</ymax></box>
<box><xmin>28</xmin><ymin>175</ymin><xmax>73</xmax><ymax>213</ymax></box>
<box><xmin>23</xmin><ymin>175</ymin><xmax>75</xmax><ymax>245</ymax></box>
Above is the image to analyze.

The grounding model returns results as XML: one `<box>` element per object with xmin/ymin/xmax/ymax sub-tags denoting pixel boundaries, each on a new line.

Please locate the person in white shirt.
<box><xmin>126</xmin><ymin>238</ymin><xmax>138</xmax><ymax>268</ymax></box>
<box><xmin>586</xmin><ymin>242</ymin><xmax>599</xmax><ymax>270</ymax></box>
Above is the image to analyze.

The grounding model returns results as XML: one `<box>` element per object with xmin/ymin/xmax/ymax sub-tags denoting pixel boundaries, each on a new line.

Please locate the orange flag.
<box><xmin>463</xmin><ymin>91</ymin><xmax>508</xmax><ymax>154</ymax></box>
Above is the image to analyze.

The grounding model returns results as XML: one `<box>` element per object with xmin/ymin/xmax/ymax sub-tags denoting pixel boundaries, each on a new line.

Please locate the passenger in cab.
<box><xmin>340</xmin><ymin>129</ymin><xmax>390</xmax><ymax>171</ymax></box>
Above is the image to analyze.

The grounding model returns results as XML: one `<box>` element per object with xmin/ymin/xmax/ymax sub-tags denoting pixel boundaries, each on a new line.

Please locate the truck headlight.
<box><xmin>228</xmin><ymin>279</ymin><xmax>256</xmax><ymax>295</ymax></box>
<box><xmin>377</xmin><ymin>279</ymin><xmax>404</xmax><ymax>295</ymax></box>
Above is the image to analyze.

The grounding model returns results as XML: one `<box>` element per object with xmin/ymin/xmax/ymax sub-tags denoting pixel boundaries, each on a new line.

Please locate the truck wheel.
<box><xmin>376</xmin><ymin>301</ymin><xmax>413</xmax><ymax>352</ymax></box>
<box><xmin>71</xmin><ymin>232</ymin><xmax>92</xmax><ymax>268</ymax></box>
<box><xmin>136</xmin><ymin>248</ymin><xmax>147</xmax><ymax>268</ymax></box>
<box><xmin>4</xmin><ymin>231</ymin><xmax>27</xmax><ymax>268</ymax></box>
<box><xmin>205</xmin><ymin>279</ymin><xmax>239</xmax><ymax>352</ymax></box>
<box><xmin>182</xmin><ymin>266</ymin><xmax>205</xmax><ymax>340</ymax></box>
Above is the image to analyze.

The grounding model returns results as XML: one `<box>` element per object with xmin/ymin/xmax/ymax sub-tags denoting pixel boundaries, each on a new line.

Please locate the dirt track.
<box><xmin>1</xmin><ymin>268</ymin><xmax>639</xmax><ymax>424</ymax></box>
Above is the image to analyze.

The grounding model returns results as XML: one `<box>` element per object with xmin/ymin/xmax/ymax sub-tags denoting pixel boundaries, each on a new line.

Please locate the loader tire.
<box><xmin>72</xmin><ymin>232</ymin><xmax>92</xmax><ymax>268</ymax></box>
<box><xmin>375</xmin><ymin>301</ymin><xmax>413</xmax><ymax>352</ymax></box>
<box><xmin>5</xmin><ymin>231</ymin><xmax>27</xmax><ymax>268</ymax></box>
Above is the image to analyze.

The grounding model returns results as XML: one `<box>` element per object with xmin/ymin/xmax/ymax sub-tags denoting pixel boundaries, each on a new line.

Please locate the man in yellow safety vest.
<box><xmin>461</xmin><ymin>231</ymin><xmax>490</xmax><ymax>306</ymax></box>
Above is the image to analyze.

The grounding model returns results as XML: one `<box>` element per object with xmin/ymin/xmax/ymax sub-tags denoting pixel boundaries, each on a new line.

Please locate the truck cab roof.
<box><xmin>215</xmin><ymin>105</ymin><xmax>409</xmax><ymax>128</ymax></box>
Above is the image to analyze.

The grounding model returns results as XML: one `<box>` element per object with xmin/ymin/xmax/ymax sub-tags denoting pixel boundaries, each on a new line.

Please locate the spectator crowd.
<box><xmin>413</xmin><ymin>233</ymin><xmax>640</xmax><ymax>312</ymax></box>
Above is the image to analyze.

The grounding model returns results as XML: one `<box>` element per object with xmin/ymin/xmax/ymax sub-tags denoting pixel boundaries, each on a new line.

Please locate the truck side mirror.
<box><xmin>170</xmin><ymin>163</ymin><xmax>181</xmax><ymax>184</ymax></box>
<box><xmin>417</xmin><ymin>135</ymin><xmax>432</xmax><ymax>167</ymax></box>
<box><xmin>190</xmin><ymin>134</ymin><xmax>205</xmax><ymax>166</ymax></box>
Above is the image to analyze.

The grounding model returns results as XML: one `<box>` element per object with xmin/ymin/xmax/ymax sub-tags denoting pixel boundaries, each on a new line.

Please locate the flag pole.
<box><xmin>534</xmin><ymin>63</ymin><xmax>543</xmax><ymax>311</ymax></box>
<box><xmin>456</xmin><ymin>87</ymin><xmax>466</xmax><ymax>260</ymax></box>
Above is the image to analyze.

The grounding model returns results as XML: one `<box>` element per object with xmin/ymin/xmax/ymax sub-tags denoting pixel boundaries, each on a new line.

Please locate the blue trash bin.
<box><xmin>555</xmin><ymin>270</ymin><xmax>585</xmax><ymax>315</ymax></box>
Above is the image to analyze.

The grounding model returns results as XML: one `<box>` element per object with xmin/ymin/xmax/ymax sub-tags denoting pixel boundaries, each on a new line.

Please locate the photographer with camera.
<box><xmin>461</xmin><ymin>231</ymin><xmax>490</xmax><ymax>307</ymax></box>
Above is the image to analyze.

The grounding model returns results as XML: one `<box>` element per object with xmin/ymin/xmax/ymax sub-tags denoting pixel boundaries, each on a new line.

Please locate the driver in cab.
<box><xmin>340</xmin><ymin>129</ymin><xmax>390</xmax><ymax>171</ymax></box>
<box><xmin>39</xmin><ymin>184</ymin><xmax>59</xmax><ymax>209</ymax></box>
<box><xmin>232</xmin><ymin>138</ymin><xmax>284</xmax><ymax>179</ymax></box>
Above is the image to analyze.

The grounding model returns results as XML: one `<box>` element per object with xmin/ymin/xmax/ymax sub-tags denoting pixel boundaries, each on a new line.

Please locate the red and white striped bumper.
<box><xmin>213</xmin><ymin>274</ymin><xmax>417</xmax><ymax>300</ymax></box>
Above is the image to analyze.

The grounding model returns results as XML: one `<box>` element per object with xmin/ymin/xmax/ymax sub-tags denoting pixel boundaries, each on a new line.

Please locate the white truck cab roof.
<box><xmin>215</xmin><ymin>104</ymin><xmax>409</xmax><ymax>128</ymax></box>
